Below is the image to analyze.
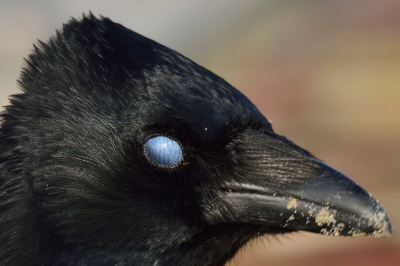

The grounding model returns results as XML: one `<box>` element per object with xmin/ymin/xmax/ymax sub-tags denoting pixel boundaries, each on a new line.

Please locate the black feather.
<box><xmin>0</xmin><ymin>14</ymin><xmax>391</xmax><ymax>266</ymax></box>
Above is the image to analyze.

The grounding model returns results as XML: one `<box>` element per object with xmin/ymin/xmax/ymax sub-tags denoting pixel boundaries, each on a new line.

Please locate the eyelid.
<box><xmin>144</xmin><ymin>135</ymin><xmax>183</xmax><ymax>168</ymax></box>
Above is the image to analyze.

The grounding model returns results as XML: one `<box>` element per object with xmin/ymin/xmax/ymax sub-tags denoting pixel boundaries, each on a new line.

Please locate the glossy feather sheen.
<box><xmin>0</xmin><ymin>14</ymin><xmax>390</xmax><ymax>266</ymax></box>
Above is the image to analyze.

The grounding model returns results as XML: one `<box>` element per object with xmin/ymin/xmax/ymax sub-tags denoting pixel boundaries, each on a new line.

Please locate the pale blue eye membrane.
<box><xmin>144</xmin><ymin>136</ymin><xmax>183</xmax><ymax>167</ymax></box>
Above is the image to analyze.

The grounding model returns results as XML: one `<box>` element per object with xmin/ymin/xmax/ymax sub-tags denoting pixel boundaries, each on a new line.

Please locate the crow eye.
<box><xmin>144</xmin><ymin>136</ymin><xmax>183</xmax><ymax>167</ymax></box>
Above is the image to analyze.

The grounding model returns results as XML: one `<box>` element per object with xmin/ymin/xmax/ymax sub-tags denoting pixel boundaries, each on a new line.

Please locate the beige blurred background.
<box><xmin>1</xmin><ymin>0</ymin><xmax>399</xmax><ymax>265</ymax></box>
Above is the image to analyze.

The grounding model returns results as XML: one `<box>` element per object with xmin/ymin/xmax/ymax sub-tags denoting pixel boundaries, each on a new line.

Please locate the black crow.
<box><xmin>0</xmin><ymin>14</ymin><xmax>391</xmax><ymax>266</ymax></box>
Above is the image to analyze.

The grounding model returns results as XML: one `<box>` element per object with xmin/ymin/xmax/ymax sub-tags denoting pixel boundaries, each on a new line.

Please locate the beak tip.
<box><xmin>367</xmin><ymin>198</ymin><xmax>392</xmax><ymax>238</ymax></box>
<box><xmin>372</xmin><ymin>212</ymin><xmax>392</xmax><ymax>238</ymax></box>
<box><xmin>381</xmin><ymin>225</ymin><xmax>392</xmax><ymax>238</ymax></box>
<box><xmin>346</xmin><ymin>207</ymin><xmax>392</xmax><ymax>238</ymax></box>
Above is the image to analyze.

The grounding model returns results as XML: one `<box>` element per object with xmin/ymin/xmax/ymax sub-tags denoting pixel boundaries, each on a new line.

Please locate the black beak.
<box><xmin>202</xmin><ymin>129</ymin><xmax>392</xmax><ymax>237</ymax></box>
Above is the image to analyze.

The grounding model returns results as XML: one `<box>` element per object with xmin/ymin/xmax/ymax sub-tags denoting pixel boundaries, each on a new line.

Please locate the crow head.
<box><xmin>0</xmin><ymin>14</ymin><xmax>391</xmax><ymax>266</ymax></box>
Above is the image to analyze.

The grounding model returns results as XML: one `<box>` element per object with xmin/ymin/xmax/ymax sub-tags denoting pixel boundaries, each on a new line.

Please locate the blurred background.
<box><xmin>1</xmin><ymin>0</ymin><xmax>399</xmax><ymax>265</ymax></box>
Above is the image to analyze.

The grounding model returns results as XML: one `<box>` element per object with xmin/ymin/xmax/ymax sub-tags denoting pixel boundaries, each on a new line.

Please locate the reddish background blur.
<box><xmin>1</xmin><ymin>1</ymin><xmax>399</xmax><ymax>265</ymax></box>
